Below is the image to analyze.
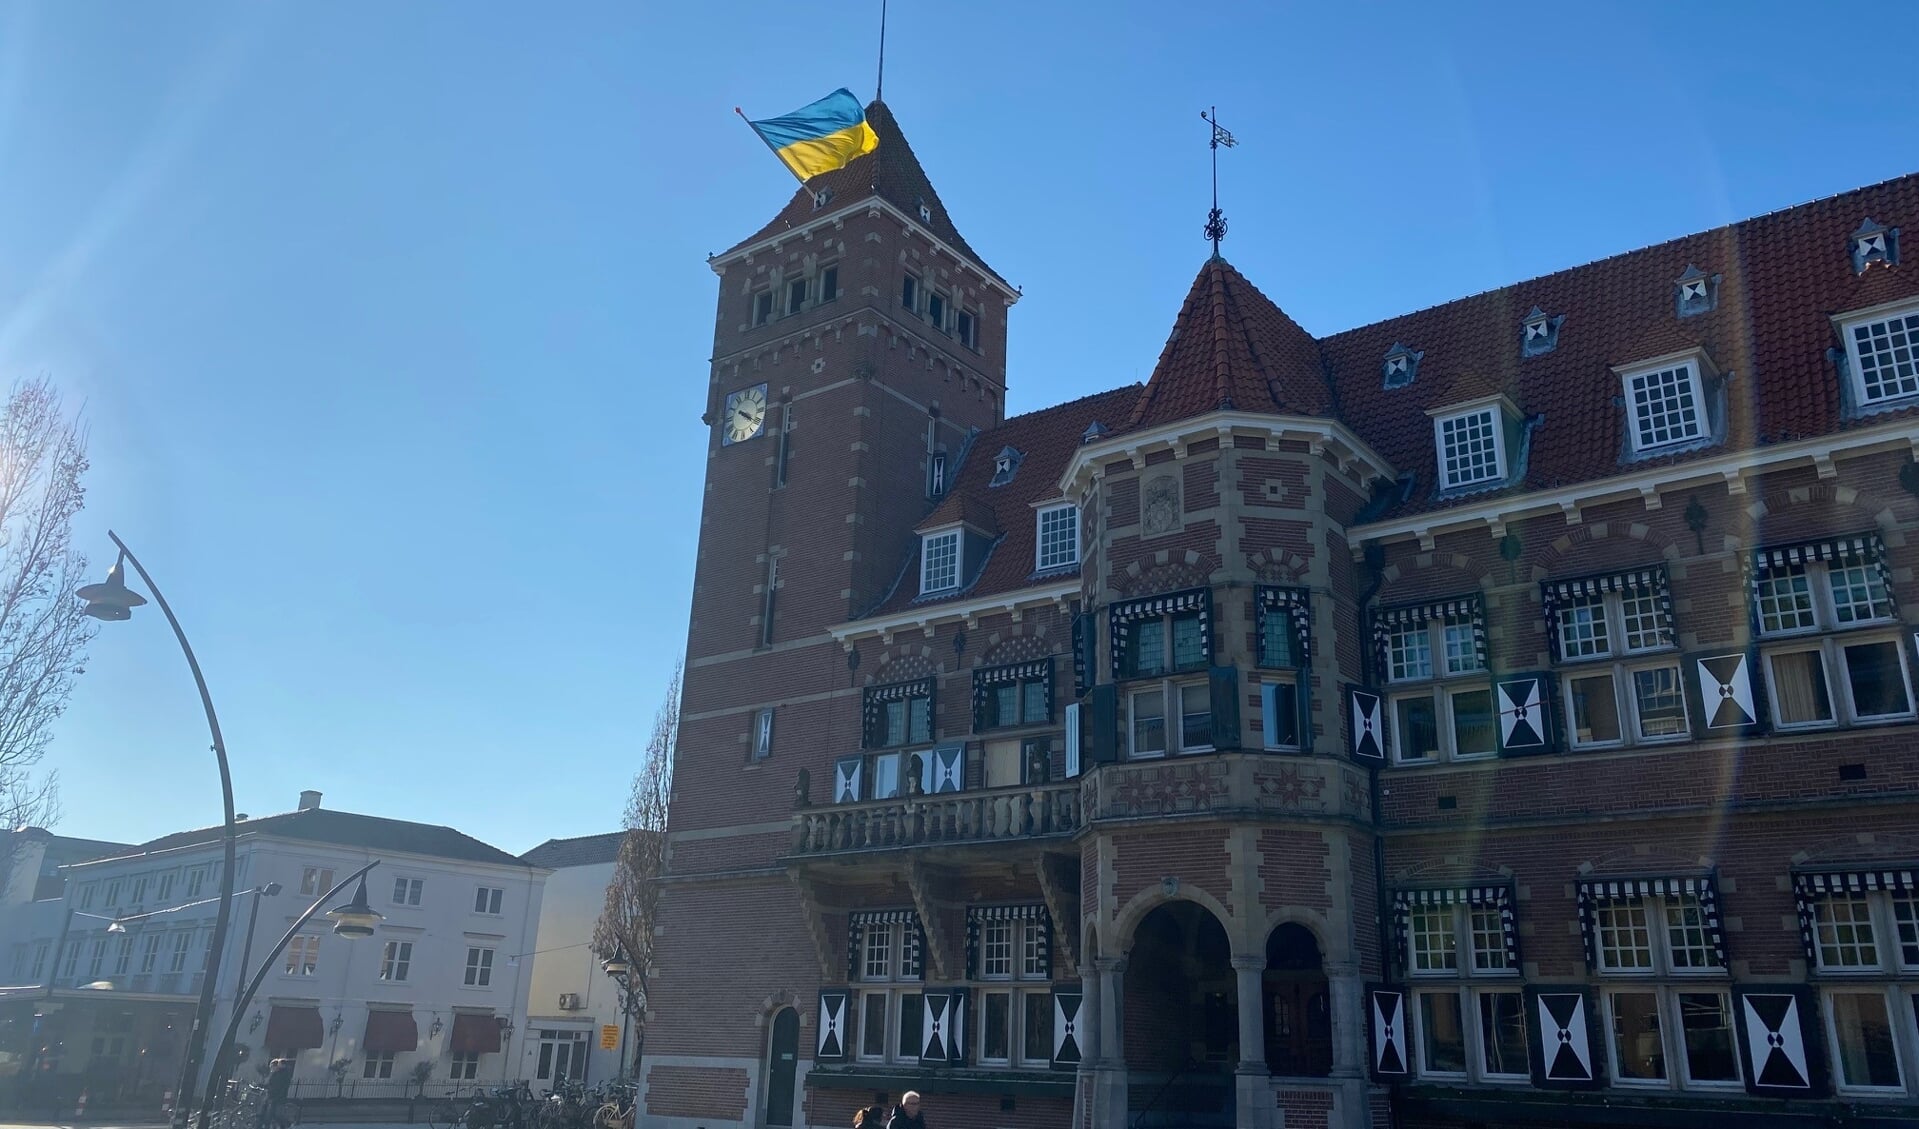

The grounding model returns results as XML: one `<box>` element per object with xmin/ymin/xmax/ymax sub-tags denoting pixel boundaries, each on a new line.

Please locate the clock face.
<box><xmin>722</xmin><ymin>384</ymin><xmax>769</xmax><ymax>445</ymax></box>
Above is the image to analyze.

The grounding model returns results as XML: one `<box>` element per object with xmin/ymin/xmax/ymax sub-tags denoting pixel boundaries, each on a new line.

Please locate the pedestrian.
<box><xmin>260</xmin><ymin>1058</ymin><xmax>294</xmax><ymax>1129</ymax></box>
<box><xmin>886</xmin><ymin>1091</ymin><xmax>924</xmax><ymax>1129</ymax></box>
<box><xmin>852</xmin><ymin>1104</ymin><xmax>887</xmax><ymax>1129</ymax></box>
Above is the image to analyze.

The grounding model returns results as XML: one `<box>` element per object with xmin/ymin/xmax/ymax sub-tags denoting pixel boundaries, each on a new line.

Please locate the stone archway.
<box><xmin>1262</xmin><ymin>922</ymin><xmax>1331</xmax><ymax>1077</ymax></box>
<box><xmin>1122</xmin><ymin>901</ymin><xmax>1236</xmax><ymax>1127</ymax></box>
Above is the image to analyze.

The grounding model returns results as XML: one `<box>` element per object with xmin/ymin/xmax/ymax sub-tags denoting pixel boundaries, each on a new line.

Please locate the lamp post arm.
<box><xmin>197</xmin><ymin>860</ymin><xmax>381</xmax><ymax>1129</ymax></box>
<box><xmin>110</xmin><ymin>531</ymin><xmax>236</xmax><ymax>1129</ymax></box>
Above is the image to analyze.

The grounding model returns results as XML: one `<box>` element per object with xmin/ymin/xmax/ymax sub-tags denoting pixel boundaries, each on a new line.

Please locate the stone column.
<box><xmin>1324</xmin><ymin>960</ymin><xmax>1369</xmax><ymax>1129</ymax></box>
<box><xmin>1231</xmin><ymin>954</ymin><xmax>1275</xmax><ymax>1129</ymax></box>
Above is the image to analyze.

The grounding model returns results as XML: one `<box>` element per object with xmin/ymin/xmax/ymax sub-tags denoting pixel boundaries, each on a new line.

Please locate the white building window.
<box><xmin>1036</xmin><ymin>505</ymin><xmax>1079</xmax><ymax>571</ymax></box>
<box><xmin>1127</xmin><ymin>680</ymin><xmax>1212</xmax><ymax>759</ymax></box>
<box><xmin>284</xmin><ymin>935</ymin><xmax>319</xmax><ymax>976</ymax></box>
<box><xmin>1404</xmin><ymin>896</ymin><xmax>1523</xmax><ymax>1083</ymax></box>
<box><xmin>754</xmin><ymin>707</ymin><xmax>775</xmax><ymax>759</ymax></box>
<box><xmin>1620</xmin><ymin>359</ymin><xmax>1708</xmax><ymax>452</ymax></box>
<box><xmin>1840</xmin><ymin>302</ymin><xmax>1919</xmax><ymax>407</ymax></box>
<box><xmin>300</xmin><ymin>867</ymin><xmax>334</xmax><ymax>897</ymax></box>
<box><xmin>363</xmin><ymin>1052</ymin><xmax>396</xmax><ymax>1079</ymax></box>
<box><xmin>1551</xmin><ymin>584</ymin><xmax>1686</xmax><ymax>750</ymax></box>
<box><xmin>380</xmin><ymin>941</ymin><xmax>412</xmax><ymax>982</ymax></box>
<box><xmin>1433</xmin><ymin>406</ymin><xmax>1505</xmax><ymax>489</ymax></box>
<box><xmin>1382</xmin><ymin>603</ymin><xmax>1490</xmax><ymax>765</ymax></box>
<box><xmin>474</xmin><ymin>887</ymin><xmax>504</xmax><ymax>915</ymax></box>
<box><xmin>920</xmin><ymin>530</ymin><xmax>961</xmax><ymax>594</ymax></box>
<box><xmin>391</xmin><ymin>877</ymin><xmax>423</xmax><ymax>906</ymax></box>
<box><xmin>450</xmin><ymin>1052</ymin><xmax>481</xmax><ymax>1080</ymax></box>
<box><xmin>1754</xmin><ymin>543</ymin><xmax>1912</xmax><ymax>730</ymax></box>
<box><xmin>465</xmin><ymin>946</ymin><xmax>495</xmax><ymax>987</ymax></box>
<box><xmin>853</xmin><ymin>921</ymin><xmax>923</xmax><ymax>1065</ymax></box>
<box><xmin>1586</xmin><ymin>889</ymin><xmax>1737</xmax><ymax>1092</ymax></box>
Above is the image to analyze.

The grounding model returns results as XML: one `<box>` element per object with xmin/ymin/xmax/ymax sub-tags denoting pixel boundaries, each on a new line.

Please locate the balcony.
<box><xmin>791</xmin><ymin>781</ymin><xmax>1081</xmax><ymax>857</ymax></box>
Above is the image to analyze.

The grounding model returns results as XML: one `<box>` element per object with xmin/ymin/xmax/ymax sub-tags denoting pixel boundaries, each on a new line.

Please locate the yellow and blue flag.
<box><xmin>742</xmin><ymin>89</ymin><xmax>880</xmax><ymax>183</ymax></box>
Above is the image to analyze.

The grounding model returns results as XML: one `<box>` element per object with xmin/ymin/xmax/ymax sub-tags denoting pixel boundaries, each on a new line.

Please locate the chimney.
<box><xmin>298</xmin><ymin>790</ymin><xmax>322</xmax><ymax>811</ymax></box>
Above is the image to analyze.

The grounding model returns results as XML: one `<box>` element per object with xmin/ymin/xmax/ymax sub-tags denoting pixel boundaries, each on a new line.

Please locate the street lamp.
<box><xmin>78</xmin><ymin>534</ymin><xmax>236</xmax><ymax>1129</ymax></box>
<box><xmin>199</xmin><ymin>863</ymin><xmax>384</xmax><ymax>1129</ymax></box>
<box><xmin>602</xmin><ymin>950</ymin><xmax>637</xmax><ymax>1081</ymax></box>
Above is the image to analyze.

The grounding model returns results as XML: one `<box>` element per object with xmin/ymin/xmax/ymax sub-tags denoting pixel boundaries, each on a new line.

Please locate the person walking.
<box><xmin>885</xmin><ymin>1091</ymin><xmax>924</xmax><ymax>1129</ymax></box>
<box><xmin>260</xmin><ymin>1058</ymin><xmax>294</xmax><ymax>1129</ymax></box>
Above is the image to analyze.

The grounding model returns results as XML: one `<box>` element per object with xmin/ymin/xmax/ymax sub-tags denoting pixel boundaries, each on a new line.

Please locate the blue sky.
<box><xmin>4</xmin><ymin>2</ymin><xmax>1915</xmax><ymax>853</ymax></box>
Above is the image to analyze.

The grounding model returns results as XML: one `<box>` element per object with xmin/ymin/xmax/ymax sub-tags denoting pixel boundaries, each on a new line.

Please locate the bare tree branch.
<box><xmin>0</xmin><ymin>378</ymin><xmax>94</xmax><ymax>838</ymax></box>
<box><xmin>593</xmin><ymin>663</ymin><xmax>679</xmax><ymax>1053</ymax></box>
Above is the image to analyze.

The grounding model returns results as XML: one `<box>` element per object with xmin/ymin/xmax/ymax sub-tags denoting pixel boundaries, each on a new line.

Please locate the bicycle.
<box><xmin>592</xmin><ymin>1082</ymin><xmax>636</xmax><ymax>1129</ymax></box>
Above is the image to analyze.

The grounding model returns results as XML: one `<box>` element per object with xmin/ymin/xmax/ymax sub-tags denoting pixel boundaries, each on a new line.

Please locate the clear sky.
<box><xmin>5</xmin><ymin>2</ymin><xmax>1916</xmax><ymax>854</ymax></box>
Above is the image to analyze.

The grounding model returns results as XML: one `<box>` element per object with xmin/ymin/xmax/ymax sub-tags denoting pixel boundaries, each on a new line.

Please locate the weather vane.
<box><xmin>1201</xmin><ymin>107</ymin><xmax>1236</xmax><ymax>257</ymax></box>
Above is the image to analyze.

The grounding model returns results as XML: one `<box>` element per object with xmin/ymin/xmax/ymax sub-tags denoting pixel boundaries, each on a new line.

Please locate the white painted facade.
<box><xmin>0</xmin><ymin>795</ymin><xmax>547</xmax><ymax>1102</ymax></box>
<box><xmin>514</xmin><ymin>833</ymin><xmax>626</xmax><ymax>1088</ymax></box>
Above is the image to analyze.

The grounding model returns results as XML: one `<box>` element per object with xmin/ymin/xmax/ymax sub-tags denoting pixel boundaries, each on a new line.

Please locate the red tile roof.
<box><xmin>1127</xmin><ymin>257</ymin><xmax>1331</xmax><ymax>429</ymax></box>
<box><xmin>718</xmin><ymin>101</ymin><xmax>1008</xmax><ymax>288</ymax></box>
<box><xmin>861</xmin><ymin>385</ymin><xmax>1143</xmax><ymax>618</ymax></box>
<box><xmin>1318</xmin><ymin>172</ymin><xmax>1919</xmax><ymax>520</ymax></box>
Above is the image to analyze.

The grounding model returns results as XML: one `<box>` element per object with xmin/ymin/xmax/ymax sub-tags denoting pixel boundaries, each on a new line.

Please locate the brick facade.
<box><xmin>647</xmin><ymin>100</ymin><xmax>1919</xmax><ymax>1129</ymax></box>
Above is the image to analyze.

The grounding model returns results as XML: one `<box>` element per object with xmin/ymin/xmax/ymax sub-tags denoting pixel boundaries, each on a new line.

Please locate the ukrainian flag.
<box><xmin>745</xmin><ymin>89</ymin><xmax>880</xmax><ymax>182</ymax></box>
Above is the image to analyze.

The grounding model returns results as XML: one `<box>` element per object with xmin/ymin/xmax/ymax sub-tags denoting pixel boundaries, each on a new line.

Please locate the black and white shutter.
<box><xmin>928</xmin><ymin>743</ymin><xmax>965</xmax><ymax>793</ymax></box>
<box><xmin>833</xmin><ymin>757</ymin><xmax>863</xmax><ymax>804</ymax></box>
<box><xmin>1051</xmin><ymin>991</ymin><xmax>1083</xmax><ymax>1069</ymax></box>
<box><xmin>1494</xmin><ymin>672</ymin><xmax>1556</xmax><ymax>756</ymax></box>
<box><xmin>816</xmin><ymin>990</ymin><xmax>848</xmax><ymax>1061</ymax></box>
<box><xmin>920</xmin><ymin>990</ymin><xmax>966</xmax><ymax>1064</ymax></box>
<box><xmin>1525</xmin><ymin>987</ymin><xmax>1600</xmax><ymax>1089</ymax></box>
<box><xmin>1347</xmin><ymin>685</ymin><xmax>1385</xmax><ymax>763</ymax></box>
<box><xmin>1685</xmin><ymin>649</ymin><xmax>1766</xmax><ymax>738</ymax></box>
<box><xmin>1733</xmin><ymin>986</ymin><xmax>1823</xmax><ymax>1098</ymax></box>
<box><xmin>1366</xmin><ymin>986</ymin><xmax>1411</xmax><ymax>1081</ymax></box>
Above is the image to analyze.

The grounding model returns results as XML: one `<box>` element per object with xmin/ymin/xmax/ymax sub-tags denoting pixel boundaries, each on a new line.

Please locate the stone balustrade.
<box><xmin>791</xmin><ymin>781</ymin><xmax>1081</xmax><ymax>856</ymax></box>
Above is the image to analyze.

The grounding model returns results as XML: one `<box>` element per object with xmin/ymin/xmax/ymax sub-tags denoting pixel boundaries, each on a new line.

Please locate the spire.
<box><xmin>1127</xmin><ymin>258</ymin><xmax>1330</xmax><ymax>430</ymax></box>
<box><xmin>716</xmin><ymin>101</ymin><xmax>1007</xmax><ymax>288</ymax></box>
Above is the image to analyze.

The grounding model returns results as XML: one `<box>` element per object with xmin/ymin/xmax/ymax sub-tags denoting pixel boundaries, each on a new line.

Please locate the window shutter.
<box><xmin>1089</xmin><ymin>684</ymin><xmax>1118</xmax><ymax>764</ymax></box>
<box><xmin>1366</xmin><ymin>986</ymin><xmax>1410</xmax><ymax>1081</ymax></box>
<box><xmin>1051</xmin><ymin>991</ymin><xmax>1084</xmax><ymax>1069</ymax></box>
<box><xmin>928</xmin><ymin>743</ymin><xmax>965</xmax><ymax>793</ymax></box>
<box><xmin>1685</xmin><ymin>649</ymin><xmax>1766</xmax><ymax>738</ymax></box>
<box><xmin>1261</xmin><ymin>683</ymin><xmax>1280</xmax><ymax>749</ymax></box>
<box><xmin>1494</xmin><ymin>672</ymin><xmax>1557</xmax><ymax>756</ymax></box>
<box><xmin>1064</xmin><ymin>703</ymin><xmax>1082</xmax><ymax>777</ymax></box>
<box><xmin>833</xmin><ymin>757</ymin><xmax>864</xmax><ymax>803</ymax></box>
<box><xmin>1208</xmin><ymin>666</ymin><xmax>1240</xmax><ymax>750</ymax></box>
<box><xmin>1732</xmin><ymin>986</ymin><xmax>1821</xmax><ymax>1097</ymax></box>
<box><xmin>1021</xmin><ymin>738</ymin><xmax>1052</xmax><ymax>784</ymax></box>
<box><xmin>1346</xmin><ymin>685</ymin><xmax>1385</xmax><ymax>763</ymax></box>
<box><xmin>1525</xmin><ymin>987</ymin><xmax>1601</xmax><ymax>1089</ymax></box>
<box><xmin>947</xmin><ymin>988</ymin><xmax>968</xmax><ymax>1064</ymax></box>
<box><xmin>816</xmin><ymin>990</ymin><xmax>848</xmax><ymax>1061</ymax></box>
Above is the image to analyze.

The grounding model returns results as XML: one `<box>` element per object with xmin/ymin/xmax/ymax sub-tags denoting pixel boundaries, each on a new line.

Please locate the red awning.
<box><xmin>363</xmin><ymin>1009</ymin><xmax>418</xmax><ymax>1053</ymax></box>
<box><xmin>449</xmin><ymin>1013</ymin><xmax>501</xmax><ymax>1055</ymax></box>
<box><xmin>264</xmin><ymin>1006</ymin><xmax>324</xmax><ymax>1052</ymax></box>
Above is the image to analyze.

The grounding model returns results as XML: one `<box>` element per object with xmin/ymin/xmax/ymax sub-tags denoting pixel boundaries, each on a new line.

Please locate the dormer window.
<box><xmin>1851</xmin><ymin>218</ymin><xmax>1900</xmax><ymax>273</ymax></box>
<box><xmin>813</xmin><ymin>187</ymin><xmax>834</xmax><ymax>209</ymax></box>
<box><xmin>1036</xmin><ymin>504</ymin><xmax>1078</xmax><ymax>571</ymax></box>
<box><xmin>1521</xmin><ymin>307</ymin><xmax>1564</xmax><ymax>356</ymax></box>
<box><xmin>1382</xmin><ymin>343</ymin><xmax>1424</xmax><ymax>389</ymax></box>
<box><xmin>916</xmin><ymin>197</ymin><xmax>932</xmax><ymax>223</ymax></box>
<box><xmin>1433</xmin><ymin>404</ymin><xmax>1507</xmax><ymax>489</ymax></box>
<box><xmin>1674</xmin><ymin>265</ymin><xmax>1719</xmax><ymax>317</ymax></box>
<box><xmin>1616</xmin><ymin>353</ymin><xmax>1717</xmax><ymax>455</ymax></box>
<box><xmin>1081</xmin><ymin>421</ymin><xmax>1109</xmax><ymax>444</ymax></box>
<box><xmin>921</xmin><ymin>529</ymin><xmax>961</xmax><ymax>595</ymax></box>
<box><xmin>1837</xmin><ymin>300</ymin><xmax>1919</xmax><ymax>408</ymax></box>
<box><xmin>990</xmin><ymin>446</ymin><xmax>1023</xmax><ymax>487</ymax></box>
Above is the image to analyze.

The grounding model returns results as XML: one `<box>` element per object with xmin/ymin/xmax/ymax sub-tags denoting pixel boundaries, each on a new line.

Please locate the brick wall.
<box><xmin>644</xmin><ymin>1065</ymin><xmax>749</xmax><ymax>1119</ymax></box>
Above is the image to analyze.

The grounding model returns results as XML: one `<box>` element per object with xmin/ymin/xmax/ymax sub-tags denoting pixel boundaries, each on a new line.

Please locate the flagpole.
<box><xmin>735</xmin><ymin>106</ymin><xmax>810</xmax><ymax>186</ymax></box>
<box><xmin>876</xmin><ymin>0</ymin><xmax>888</xmax><ymax>103</ymax></box>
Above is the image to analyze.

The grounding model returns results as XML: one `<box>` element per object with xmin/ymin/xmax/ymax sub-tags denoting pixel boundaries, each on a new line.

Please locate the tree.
<box><xmin>0</xmin><ymin>378</ymin><xmax>94</xmax><ymax>836</ymax></box>
<box><xmin>593</xmin><ymin>664</ymin><xmax>678</xmax><ymax>1076</ymax></box>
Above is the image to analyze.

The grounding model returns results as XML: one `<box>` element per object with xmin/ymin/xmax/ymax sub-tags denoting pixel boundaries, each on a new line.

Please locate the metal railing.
<box><xmin>792</xmin><ymin>781</ymin><xmax>1081</xmax><ymax>855</ymax></box>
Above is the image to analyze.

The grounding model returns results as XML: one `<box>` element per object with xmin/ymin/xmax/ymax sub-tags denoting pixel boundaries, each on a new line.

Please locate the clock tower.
<box><xmin>645</xmin><ymin>99</ymin><xmax>1018</xmax><ymax>1107</ymax></box>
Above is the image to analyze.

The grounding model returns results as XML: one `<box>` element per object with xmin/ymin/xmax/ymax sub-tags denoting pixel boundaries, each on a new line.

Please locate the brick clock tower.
<box><xmin>644</xmin><ymin>102</ymin><xmax>1020</xmax><ymax>1127</ymax></box>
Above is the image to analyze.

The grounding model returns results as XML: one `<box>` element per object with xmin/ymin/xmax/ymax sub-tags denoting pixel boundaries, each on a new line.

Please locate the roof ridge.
<box><xmin>1325</xmin><ymin>168</ymin><xmax>1919</xmax><ymax>340</ymax></box>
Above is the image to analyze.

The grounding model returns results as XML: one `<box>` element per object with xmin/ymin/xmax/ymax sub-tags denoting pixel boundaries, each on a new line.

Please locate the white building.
<box><xmin>516</xmin><ymin>832</ymin><xmax>626</xmax><ymax>1087</ymax></box>
<box><xmin>0</xmin><ymin>791</ymin><xmax>547</xmax><ymax>1109</ymax></box>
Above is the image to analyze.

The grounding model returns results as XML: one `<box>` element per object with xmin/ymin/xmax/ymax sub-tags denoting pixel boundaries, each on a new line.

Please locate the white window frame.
<box><xmin>156</xmin><ymin>871</ymin><xmax>176</xmax><ymax>901</ymax></box>
<box><xmin>363</xmin><ymin>1052</ymin><xmax>396</xmax><ymax>1080</ymax></box>
<box><xmin>391</xmin><ymin>876</ymin><xmax>423</xmax><ymax>906</ymax></box>
<box><xmin>379</xmin><ymin>940</ymin><xmax>412</xmax><ymax>982</ymax></box>
<box><xmin>1035</xmin><ymin>504</ymin><xmax>1079</xmax><ymax>571</ymax></box>
<box><xmin>1837</xmin><ymin>299</ymin><xmax>1919</xmax><ymax>409</ymax></box>
<box><xmin>1616</xmin><ymin>353</ymin><xmax>1712</xmax><ymax>454</ymax></box>
<box><xmin>1562</xmin><ymin>660</ymin><xmax>1689</xmax><ymax>750</ymax></box>
<box><xmin>1408</xmin><ymin>985</ymin><xmax>1530</xmax><ymax>1084</ymax></box>
<box><xmin>1822</xmin><ymin>984</ymin><xmax>1915</xmax><ymax>1095</ymax></box>
<box><xmin>1430</xmin><ymin>402</ymin><xmax>1508</xmax><ymax>490</ymax></box>
<box><xmin>1589</xmin><ymin>893</ymin><xmax>1739</xmax><ymax>1093</ymax></box>
<box><xmin>754</xmin><ymin>707</ymin><xmax>775</xmax><ymax>759</ymax></box>
<box><xmin>1385</xmin><ymin>615</ymin><xmax>1490</xmax><ymax>765</ymax></box>
<box><xmin>1406</xmin><ymin>904</ymin><xmax>1517</xmax><ymax>980</ymax></box>
<box><xmin>920</xmin><ymin>529</ymin><xmax>962</xmax><ymax>595</ymax></box>
<box><xmin>1126</xmin><ymin>678</ymin><xmax>1211</xmax><ymax>759</ymax></box>
<box><xmin>926</xmin><ymin>289</ymin><xmax>948</xmax><ymax>332</ymax></box>
<box><xmin>1260</xmin><ymin>678</ymin><xmax>1302</xmax><ymax>751</ymax></box>
<box><xmin>784</xmin><ymin>275</ymin><xmax>808</xmax><ymax>317</ymax></box>
<box><xmin>956</xmin><ymin>307</ymin><xmax>978</xmax><ymax>349</ymax></box>
<box><xmin>817</xmin><ymin>263</ymin><xmax>840</xmax><ymax>305</ymax></box>
<box><xmin>854</xmin><ymin>922</ymin><xmax>923</xmax><ymax>1065</ymax></box>
<box><xmin>449</xmin><ymin>1052</ymin><xmax>481</xmax><ymax>1081</ymax></box>
<box><xmin>1755</xmin><ymin>558</ymin><xmax>1913</xmax><ymax>729</ymax></box>
<box><xmin>474</xmin><ymin>886</ymin><xmax>504</xmax><ymax>916</ymax></box>
<box><xmin>284</xmin><ymin>934</ymin><xmax>319</xmax><ymax>977</ymax></box>
<box><xmin>464</xmin><ymin>946</ymin><xmax>495</xmax><ymax>987</ymax></box>
<box><xmin>1124</xmin><ymin>610</ymin><xmax>1209</xmax><ymax>679</ymax></box>
<box><xmin>301</xmin><ymin>867</ymin><xmax>334</xmax><ymax>898</ymax></box>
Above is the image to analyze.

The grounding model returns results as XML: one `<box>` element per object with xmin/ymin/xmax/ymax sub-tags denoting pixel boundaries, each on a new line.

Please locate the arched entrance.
<box><xmin>763</xmin><ymin>1007</ymin><xmax>799</xmax><ymax>1127</ymax></box>
<box><xmin>1262</xmin><ymin>923</ymin><xmax>1331</xmax><ymax>1076</ymax></box>
<box><xmin>1123</xmin><ymin>901</ymin><xmax>1235</xmax><ymax>1126</ymax></box>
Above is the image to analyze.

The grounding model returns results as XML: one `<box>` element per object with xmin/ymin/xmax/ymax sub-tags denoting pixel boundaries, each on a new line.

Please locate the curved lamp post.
<box><xmin>602</xmin><ymin>950</ymin><xmax>644</xmax><ymax>1082</ymax></box>
<box><xmin>199</xmin><ymin>864</ymin><xmax>384</xmax><ymax>1128</ymax></box>
<box><xmin>77</xmin><ymin>533</ymin><xmax>235</xmax><ymax>1129</ymax></box>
